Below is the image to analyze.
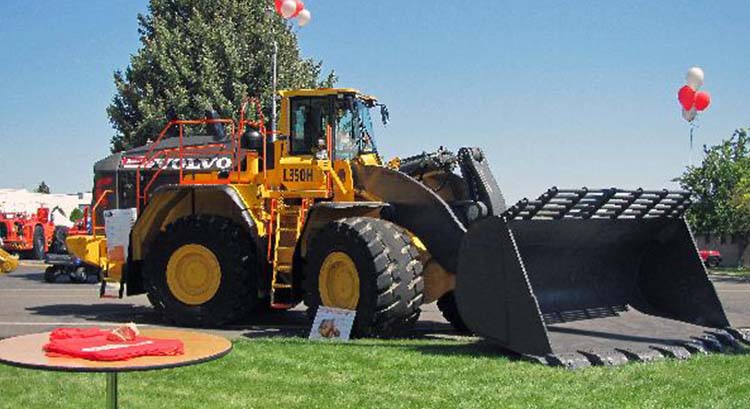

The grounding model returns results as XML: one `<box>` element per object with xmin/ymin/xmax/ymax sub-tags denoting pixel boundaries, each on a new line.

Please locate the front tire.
<box><xmin>44</xmin><ymin>266</ymin><xmax>58</xmax><ymax>283</ymax></box>
<box><xmin>32</xmin><ymin>226</ymin><xmax>46</xmax><ymax>260</ymax></box>
<box><xmin>143</xmin><ymin>215</ymin><xmax>258</xmax><ymax>327</ymax></box>
<box><xmin>304</xmin><ymin>217</ymin><xmax>424</xmax><ymax>338</ymax></box>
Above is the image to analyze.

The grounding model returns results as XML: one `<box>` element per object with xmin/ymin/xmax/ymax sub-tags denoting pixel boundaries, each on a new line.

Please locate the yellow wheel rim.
<box><xmin>319</xmin><ymin>252</ymin><xmax>360</xmax><ymax>309</ymax></box>
<box><xmin>166</xmin><ymin>244</ymin><xmax>222</xmax><ymax>306</ymax></box>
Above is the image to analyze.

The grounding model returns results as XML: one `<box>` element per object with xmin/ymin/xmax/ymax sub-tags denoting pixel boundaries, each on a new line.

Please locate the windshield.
<box><xmin>335</xmin><ymin>98</ymin><xmax>377</xmax><ymax>160</ymax></box>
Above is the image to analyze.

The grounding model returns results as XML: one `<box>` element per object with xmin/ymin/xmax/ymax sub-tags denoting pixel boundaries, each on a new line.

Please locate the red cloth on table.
<box><xmin>44</xmin><ymin>328</ymin><xmax>184</xmax><ymax>361</ymax></box>
<box><xmin>49</xmin><ymin>327</ymin><xmax>110</xmax><ymax>340</ymax></box>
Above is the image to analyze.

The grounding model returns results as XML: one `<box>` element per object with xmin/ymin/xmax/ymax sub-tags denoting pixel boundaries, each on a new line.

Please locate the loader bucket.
<box><xmin>456</xmin><ymin>188</ymin><xmax>739</xmax><ymax>367</ymax></box>
<box><xmin>0</xmin><ymin>248</ymin><xmax>19</xmax><ymax>274</ymax></box>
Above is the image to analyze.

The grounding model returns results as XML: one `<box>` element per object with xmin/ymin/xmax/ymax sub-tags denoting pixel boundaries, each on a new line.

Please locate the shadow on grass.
<box><xmin>239</xmin><ymin>332</ymin><xmax>523</xmax><ymax>361</ymax></box>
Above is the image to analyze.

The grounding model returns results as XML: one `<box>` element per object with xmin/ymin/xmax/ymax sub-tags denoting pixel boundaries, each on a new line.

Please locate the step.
<box><xmin>275</xmin><ymin>247</ymin><xmax>295</xmax><ymax>263</ymax></box>
<box><xmin>279</xmin><ymin>215</ymin><xmax>298</xmax><ymax>226</ymax></box>
<box><xmin>275</xmin><ymin>265</ymin><xmax>293</xmax><ymax>273</ymax></box>
<box><xmin>277</xmin><ymin>230</ymin><xmax>298</xmax><ymax>245</ymax></box>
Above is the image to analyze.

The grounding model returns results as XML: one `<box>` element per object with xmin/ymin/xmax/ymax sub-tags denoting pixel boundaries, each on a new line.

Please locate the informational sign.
<box><xmin>104</xmin><ymin>208</ymin><xmax>138</xmax><ymax>263</ymax></box>
<box><xmin>309</xmin><ymin>307</ymin><xmax>356</xmax><ymax>341</ymax></box>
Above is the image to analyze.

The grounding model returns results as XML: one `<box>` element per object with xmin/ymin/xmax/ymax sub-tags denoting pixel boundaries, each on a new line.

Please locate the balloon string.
<box><xmin>689</xmin><ymin>122</ymin><xmax>696</xmax><ymax>167</ymax></box>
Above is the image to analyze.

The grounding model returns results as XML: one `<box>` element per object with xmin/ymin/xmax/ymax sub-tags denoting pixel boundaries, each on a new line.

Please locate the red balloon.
<box><xmin>678</xmin><ymin>85</ymin><xmax>695</xmax><ymax>111</ymax></box>
<box><xmin>291</xmin><ymin>0</ymin><xmax>305</xmax><ymax>18</ymax></box>
<box><xmin>694</xmin><ymin>91</ymin><xmax>711</xmax><ymax>111</ymax></box>
<box><xmin>275</xmin><ymin>0</ymin><xmax>304</xmax><ymax>18</ymax></box>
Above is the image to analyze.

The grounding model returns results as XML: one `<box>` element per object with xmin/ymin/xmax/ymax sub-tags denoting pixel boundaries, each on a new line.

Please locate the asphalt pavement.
<box><xmin>0</xmin><ymin>263</ymin><xmax>747</xmax><ymax>341</ymax></box>
<box><xmin>0</xmin><ymin>263</ymin><xmax>454</xmax><ymax>340</ymax></box>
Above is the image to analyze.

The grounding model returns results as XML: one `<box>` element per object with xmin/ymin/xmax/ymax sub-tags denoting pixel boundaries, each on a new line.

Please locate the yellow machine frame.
<box><xmin>67</xmin><ymin>88</ymin><xmax>451</xmax><ymax>306</ymax></box>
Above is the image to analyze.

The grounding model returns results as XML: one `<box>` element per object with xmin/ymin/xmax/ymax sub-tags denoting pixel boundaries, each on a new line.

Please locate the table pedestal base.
<box><xmin>106</xmin><ymin>372</ymin><xmax>118</xmax><ymax>409</ymax></box>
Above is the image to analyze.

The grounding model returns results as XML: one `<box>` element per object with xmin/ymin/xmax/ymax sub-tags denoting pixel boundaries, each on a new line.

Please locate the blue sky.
<box><xmin>1</xmin><ymin>1</ymin><xmax>748</xmax><ymax>202</ymax></box>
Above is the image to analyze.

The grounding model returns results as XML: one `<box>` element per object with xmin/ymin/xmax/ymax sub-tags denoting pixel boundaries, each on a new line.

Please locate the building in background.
<box><xmin>0</xmin><ymin>189</ymin><xmax>91</xmax><ymax>227</ymax></box>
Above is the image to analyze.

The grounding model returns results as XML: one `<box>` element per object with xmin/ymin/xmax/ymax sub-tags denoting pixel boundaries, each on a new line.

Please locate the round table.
<box><xmin>0</xmin><ymin>329</ymin><xmax>232</xmax><ymax>409</ymax></box>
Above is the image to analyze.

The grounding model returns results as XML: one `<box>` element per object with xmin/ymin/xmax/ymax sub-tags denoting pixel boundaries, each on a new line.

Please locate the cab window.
<box><xmin>290</xmin><ymin>97</ymin><xmax>331</xmax><ymax>155</ymax></box>
<box><xmin>335</xmin><ymin>106</ymin><xmax>356</xmax><ymax>160</ymax></box>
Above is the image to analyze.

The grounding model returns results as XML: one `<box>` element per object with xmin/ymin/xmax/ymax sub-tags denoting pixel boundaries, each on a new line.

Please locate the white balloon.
<box><xmin>682</xmin><ymin>107</ymin><xmax>697</xmax><ymax>122</ymax></box>
<box><xmin>281</xmin><ymin>0</ymin><xmax>297</xmax><ymax>18</ymax></box>
<box><xmin>686</xmin><ymin>66</ymin><xmax>704</xmax><ymax>90</ymax></box>
<box><xmin>297</xmin><ymin>9</ymin><xmax>311</xmax><ymax>27</ymax></box>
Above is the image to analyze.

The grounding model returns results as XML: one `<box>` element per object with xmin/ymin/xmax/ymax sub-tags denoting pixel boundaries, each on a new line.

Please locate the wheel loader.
<box><xmin>68</xmin><ymin>88</ymin><xmax>748</xmax><ymax>367</ymax></box>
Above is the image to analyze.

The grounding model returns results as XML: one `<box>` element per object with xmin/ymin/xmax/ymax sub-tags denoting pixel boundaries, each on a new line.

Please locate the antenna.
<box><xmin>271</xmin><ymin>40</ymin><xmax>278</xmax><ymax>141</ymax></box>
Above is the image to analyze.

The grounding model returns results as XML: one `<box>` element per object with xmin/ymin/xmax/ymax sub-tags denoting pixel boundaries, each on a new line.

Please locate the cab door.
<box><xmin>278</xmin><ymin>96</ymin><xmax>333</xmax><ymax>193</ymax></box>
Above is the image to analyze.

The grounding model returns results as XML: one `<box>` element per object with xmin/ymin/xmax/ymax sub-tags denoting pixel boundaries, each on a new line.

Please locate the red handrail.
<box><xmin>135</xmin><ymin>118</ymin><xmax>238</xmax><ymax>212</ymax></box>
<box><xmin>134</xmin><ymin>99</ymin><xmax>273</xmax><ymax>212</ymax></box>
<box><xmin>91</xmin><ymin>190</ymin><xmax>113</xmax><ymax>237</ymax></box>
<box><xmin>267</xmin><ymin>198</ymin><xmax>277</xmax><ymax>263</ymax></box>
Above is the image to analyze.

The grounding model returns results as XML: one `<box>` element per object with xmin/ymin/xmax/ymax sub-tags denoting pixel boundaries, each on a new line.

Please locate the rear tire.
<box><xmin>32</xmin><ymin>226</ymin><xmax>46</xmax><ymax>260</ymax></box>
<box><xmin>437</xmin><ymin>291</ymin><xmax>471</xmax><ymax>334</ymax></box>
<box><xmin>706</xmin><ymin>257</ymin><xmax>720</xmax><ymax>269</ymax></box>
<box><xmin>143</xmin><ymin>215</ymin><xmax>258</xmax><ymax>327</ymax></box>
<box><xmin>44</xmin><ymin>266</ymin><xmax>58</xmax><ymax>283</ymax></box>
<box><xmin>304</xmin><ymin>217</ymin><xmax>424</xmax><ymax>338</ymax></box>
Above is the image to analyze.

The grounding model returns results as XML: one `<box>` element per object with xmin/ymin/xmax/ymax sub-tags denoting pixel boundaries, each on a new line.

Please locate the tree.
<box><xmin>69</xmin><ymin>208</ymin><xmax>84</xmax><ymax>223</ymax></box>
<box><xmin>107</xmin><ymin>0</ymin><xmax>336</xmax><ymax>152</ymax></box>
<box><xmin>677</xmin><ymin>128</ymin><xmax>750</xmax><ymax>266</ymax></box>
<box><xmin>35</xmin><ymin>181</ymin><xmax>50</xmax><ymax>194</ymax></box>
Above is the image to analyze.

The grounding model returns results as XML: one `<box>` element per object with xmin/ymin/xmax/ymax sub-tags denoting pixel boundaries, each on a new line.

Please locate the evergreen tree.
<box><xmin>107</xmin><ymin>0</ymin><xmax>336</xmax><ymax>151</ymax></box>
<box><xmin>35</xmin><ymin>181</ymin><xmax>50</xmax><ymax>194</ymax></box>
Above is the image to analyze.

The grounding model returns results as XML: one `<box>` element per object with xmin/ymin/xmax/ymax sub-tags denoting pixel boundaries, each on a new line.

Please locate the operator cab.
<box><xmin>281</xmin><ymin>89</ymin><xmax>386</xmax><ymax>161</ymax></box>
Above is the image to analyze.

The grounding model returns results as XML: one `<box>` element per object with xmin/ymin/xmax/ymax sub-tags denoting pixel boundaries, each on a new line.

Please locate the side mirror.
<box><xmin>379</xmin><ymin>104</ymin><xmax>390</xmax><ymax>126</ymax></box>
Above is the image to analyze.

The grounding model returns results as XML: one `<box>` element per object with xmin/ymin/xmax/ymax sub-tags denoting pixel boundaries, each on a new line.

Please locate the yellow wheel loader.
<box><xmin>0</xmin><ymin>247</ymin><xmax>19</xmax><ymax>274</ymax></box>
<box><xmin>68</xmin><ymin>88</ymin><xmax>747</xmax><ymax>367</ymax></box>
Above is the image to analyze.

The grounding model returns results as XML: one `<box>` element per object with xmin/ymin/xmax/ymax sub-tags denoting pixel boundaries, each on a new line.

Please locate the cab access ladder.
<box><xmin>269</xmin><ymin>200</ymin><xmax>308</xmax><ymax>307</ymax></box>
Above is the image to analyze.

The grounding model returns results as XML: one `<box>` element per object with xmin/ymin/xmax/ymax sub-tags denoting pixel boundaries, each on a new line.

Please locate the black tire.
<box><xmin>48</xmin><ymin>226</ymin><xmax>70</xmax><ymax>254</ymax></box>
<box><xmin>437</xmin><ymin>291</ymin><xmax>471</xmax><ymax>334</ymax></box>
<box><xmin>143</xmin><ymin>215</ymin><xmax>258</xmax><ymax>327</ymax></box>
<box><xmin>706</xmin><ymin>257</ymin><xmax>721</xmax><ymax>269</ymax></box>
<box><xmin>69</xmin><ymin>266</ymin><xmax>88</xmax><ymax>283</ymax></box>
<box><xmin>44</xmin><ymin>266</ymin><xmax>58</xmax><ymax>283</ymax></box>
<box><xmin>303</xmin><ymin>217</ymin><xmax>424</xmax><ymax>338</ymax></box>
<box><xmin>31</xmin><ymin>225</ymin><xmax>46</xmax><ymax>260</ymax></box>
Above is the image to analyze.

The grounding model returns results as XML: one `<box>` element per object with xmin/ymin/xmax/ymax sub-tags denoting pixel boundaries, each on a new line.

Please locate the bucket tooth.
<box><xmin>545</xmin><ymin>353</ymin><xmax>592</xmax><ymax>369</ymax></box>
<box><xmin>709</xmin><ymin>330</ymin><xmax>742</xmax><ymax>350</ymax></box>
<box><xmin>725</xmin><ymin>327</ymin><xmax>750</xmax><ymax>345</ymax></box>
<box><xmin>650</xmin><ymin>345</ymin><xmax>691</xmax><ymax>360</ymax></box>
<box><xmin>682</xmin><ymin>340</ymin><xmax>709</xmax><ymax>355</ymax></box>
<box><xmin>615</xmin><ymin>348</ymin><xmax>664</xmax><ymax>363</ymax></box>
<box><xmin>695</xmin><ymin>335</ymin><xmax>724</xmax><ymax>353</ymax></box>
<box><xmin>577</xmin><ymin>349</ymin><xmax>629</xmax><ymax>366</ymax></box>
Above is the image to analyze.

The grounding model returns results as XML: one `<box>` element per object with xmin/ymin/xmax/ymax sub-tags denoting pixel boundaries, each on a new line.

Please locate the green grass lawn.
<box><xmin>710</xmin><ymin>268</ymin><xmax>750</xmax><ymax>277</ymax></box>
<box><xmin>1</xmin><ymin>338</ymin><xmax>749</xmax><ymax>409</ymax></box>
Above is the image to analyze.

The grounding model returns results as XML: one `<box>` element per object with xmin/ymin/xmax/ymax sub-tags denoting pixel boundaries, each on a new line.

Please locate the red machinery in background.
<box><xmin>0</xmin><ymin>207</ymin><xmax>56</xmax><ymax>260</ymax></box>
<box><xmin>699</xmin><ymin>250</ymin><xmax>722</xmax><ymax>269</ymax></box>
